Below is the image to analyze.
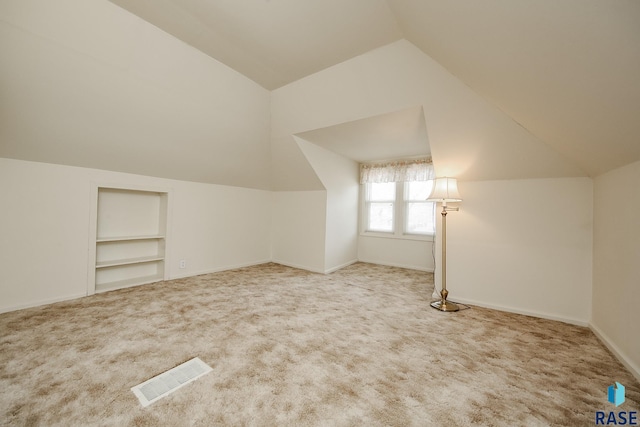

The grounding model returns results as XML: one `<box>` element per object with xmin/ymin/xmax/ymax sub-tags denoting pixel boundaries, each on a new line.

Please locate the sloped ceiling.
<box><xmin>1</xmin><ymin>1</ymin><xmax>638</xmax><ymax>188</ymax></box>
<box><xmin>270</xmin><ymin>40</ymin><xmax>586</xmax><ymax>190</ymax></box>
<box><xmin>0</xmin><ymin>0</ymin><xmax>272</xmax><ymax>189</ymax></box>
<box><xmin>109</xmin><ymin>0</ymin><xmax>640</xmax><ymax>177</ymax></box>
<box><xmin>388</xmin><ymin>0</ymin><xmax>640</xmax><ymax>177</ymax></box>
<box><xmin>108</xmin><ymin>0</ymin><xmax>404</xmax><ymax>90</ymax></box>
<box><xmin>295</xmin><ymin>106</ymin><xmax>429</xmax><ymax>163</ymax></box>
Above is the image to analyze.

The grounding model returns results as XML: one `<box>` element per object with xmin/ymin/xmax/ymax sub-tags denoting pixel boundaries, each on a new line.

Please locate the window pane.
<box><xmin>405</xmin><ymin>181</ymin><xmax>433</xmax><ymax>201</ymax></box>
<box><xmin>406</xmin><ymin>202</ymin><xmax>435</xmax><ymax>234</ymax></box>
<box><xmin>368</xmin><ymin>182</ymin><xmax>395</xmax><ymax>201</ymax></box>
<box><xmin>368</xmin><ymin>202</ymin><xmax>394</xmax><ymax>232</ymax></box>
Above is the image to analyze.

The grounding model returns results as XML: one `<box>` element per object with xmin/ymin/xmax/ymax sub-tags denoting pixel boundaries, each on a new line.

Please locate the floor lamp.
<box><xmin>427</xmin><ymin>177</ymin><xmax>462</xmax><ymax>312</ymax></box>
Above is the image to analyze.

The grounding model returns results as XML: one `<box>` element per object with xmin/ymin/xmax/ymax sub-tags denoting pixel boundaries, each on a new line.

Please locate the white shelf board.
<box><xmin>95</xmin><ymin>274</ymin><xmax>164</xmax><ymax>293</ymax></box>
<box><xmin>96</xmin><ymin>235</ymin><xmax>165</xmax><ymax>243</ymax></box>
<box><xmin>96</xmin><ymin>256</ymin><xmax>164</xmax><ymax>269</ymax></box>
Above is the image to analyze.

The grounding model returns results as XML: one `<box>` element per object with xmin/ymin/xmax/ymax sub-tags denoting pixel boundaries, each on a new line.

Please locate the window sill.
<box><xmin>360</xmin><ymin>231</ymin><xmax>434</xmax><ymax>242</ymax></box>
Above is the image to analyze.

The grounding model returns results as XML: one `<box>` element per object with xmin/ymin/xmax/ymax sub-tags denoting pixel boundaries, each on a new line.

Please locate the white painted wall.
<box><xmin>592</xmin><ymin>160</ymin><xmax>640</xmax><ymax>379</ymax></box>
<box><xmin>443</xmin><ymin>178</ymin><xmax>593</xmax><ymax>325</ymax></box>
<box><xmin>324</xmin><ymin>184</ymin><xmax>358</xmax><ymax>272</ymax></box>
<box><xmin>270</xmin><ymin>191</ymin><xmax>327</xmax><ymax>273</ymax></box>
<box><xmin>296</xmin><ymin>138</ymin><xmax>359</xmax><ymax>272</ymax></box>
<box><xmin>358</xmin><ymin>236</ymin><xmax>434</xmax><ymax>272</ymax></box>
<box><xmin>270</xmin><ymin>40</ymin><xmax>589</xmax><ymax>323</ymax></box>
<box><xmin>169</xmin><ymin>182</ymin><xmax>271</xmax><ymax>278</ymax></box>
<box><xmin>0</xmin><ymin>158</ymin><xmax>271</xmax><ymax>313</ymax></box>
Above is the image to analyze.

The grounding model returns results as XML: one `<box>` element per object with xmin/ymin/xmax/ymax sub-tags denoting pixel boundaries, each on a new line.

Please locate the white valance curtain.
<box><xmin>359</xmin><ymin>158</ymin><xmax>434</xmax><ymax>184</ymax></box>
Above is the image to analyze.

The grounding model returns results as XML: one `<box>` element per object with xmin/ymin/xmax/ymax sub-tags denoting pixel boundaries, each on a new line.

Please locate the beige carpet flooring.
<box><xmin>1</xmin><ymin>262</ymin><xmax>638</xmax><ymax>426</ymax></box>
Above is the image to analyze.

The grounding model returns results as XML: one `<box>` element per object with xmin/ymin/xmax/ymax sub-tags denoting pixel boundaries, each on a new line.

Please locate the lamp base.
<box><xmin>430</xmin><ymin>300</ymin><xmax>460</xmax><ymax>312</ymax></box>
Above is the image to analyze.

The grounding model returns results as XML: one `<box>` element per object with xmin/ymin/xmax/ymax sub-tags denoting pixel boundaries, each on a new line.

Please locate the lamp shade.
<box><xmin>427</xmin><ymin>177</ymin><xmax>462</xmax><ymax>202</ymax></box>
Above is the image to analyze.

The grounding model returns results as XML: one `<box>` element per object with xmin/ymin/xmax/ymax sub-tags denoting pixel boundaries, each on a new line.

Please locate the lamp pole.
<box><xmin>427</xmin><ymin>177</ymin><xmax>462</xmax><ymax>312</ymax></box>
<box><xmin>431</xmin><ymin>200</ymin><xmax>459</xmax><ymax>312</ymax></box>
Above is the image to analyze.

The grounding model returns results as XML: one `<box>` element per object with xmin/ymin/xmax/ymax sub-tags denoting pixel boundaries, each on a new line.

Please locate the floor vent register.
<box><xmin>131</xmin><ymin>357</ymin><xmax>213</xmax><ymax>407</ymax></box>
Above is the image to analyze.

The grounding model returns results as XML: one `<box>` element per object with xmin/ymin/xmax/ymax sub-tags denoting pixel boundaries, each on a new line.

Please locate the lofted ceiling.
<box><xmin>108</xmin><ymin>0</ymin><xmax>404</xmax><ymax>91</ymax></box>
<box><xmin>109</xmin><ymin>0</ymin><xmax>640</xmax><ymax>177</ymax></box>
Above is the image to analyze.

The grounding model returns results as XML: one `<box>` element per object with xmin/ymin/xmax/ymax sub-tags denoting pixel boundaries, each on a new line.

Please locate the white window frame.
<box><xmin>360</xmin><ymin>181</ymin><xmax>435</xmax><ymax>241</ymax></box>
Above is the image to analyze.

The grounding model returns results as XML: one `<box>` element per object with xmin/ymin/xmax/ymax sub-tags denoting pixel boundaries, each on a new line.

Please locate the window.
<box><xmin>404</xmin><ymin>181</ymin><xmax>435</xmax><ymax>235</ymax></box>
<box><xmin>363</xmin><ymin>180</ymin><xmax>435</xmax><ymax>237</ymax></box>
<box><xmin>364</xmin><ymin>182</ymin><xmax>396</xmax><ymax>232</ymax></box>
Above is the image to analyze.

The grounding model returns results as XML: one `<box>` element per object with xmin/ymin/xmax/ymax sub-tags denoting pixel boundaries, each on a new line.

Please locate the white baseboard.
<box><xmin>170</xmin><ymin>259</ymin><xmax>272</xmax><ymax>280</ymax></box>
<box><xmin>589</xmin><ymin>322</ymin><xmax>640</xmax><ymax>382</ymax></box>
<box><xmin>324</xmin><ymin>259</ymin><xmax>358</xmax><ymax>274</ymax></box>
<box><xmin>270</xmin><ymin>259</ymin><xmax>326</xmax><ymax>274</ymax></box>
<box><xmin>449</xmin><ymin>296</ymin><xmax>589</xmax><ymax>327</ymax></box>
<box><xmin>0</xmin><ymin>292</ymin><xmax>87</xmax><ymax>314</ymax></box>
<box><xmin>357</xmin><ymin>258</ymin><xmax>434</xmax><ymax>273</ymax></box>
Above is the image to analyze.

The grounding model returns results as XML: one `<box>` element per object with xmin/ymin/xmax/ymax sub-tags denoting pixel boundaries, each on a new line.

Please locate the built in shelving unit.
<box><xmin>91</xmin><ymin>187</ymin><xmax>169</xmax><ymax>293</ymax></box>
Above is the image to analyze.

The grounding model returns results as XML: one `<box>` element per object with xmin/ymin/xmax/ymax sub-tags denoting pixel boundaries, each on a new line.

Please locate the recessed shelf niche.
<box><xmin>92</xmin><ymin>187</ymin><xmax>169</xmax><ymax>293</ymax></box>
